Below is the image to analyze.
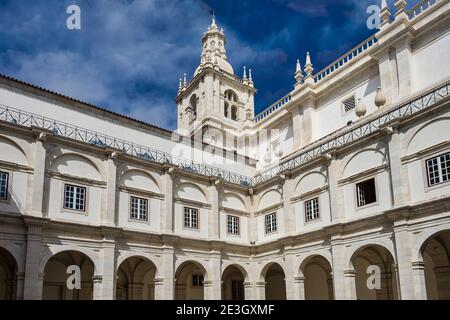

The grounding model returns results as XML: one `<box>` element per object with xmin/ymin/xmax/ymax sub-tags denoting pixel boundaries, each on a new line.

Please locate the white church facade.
<box><xmin>0</xmin><ymin>0</ymin><xmax>450</xmax><ymax>300</ymax></box>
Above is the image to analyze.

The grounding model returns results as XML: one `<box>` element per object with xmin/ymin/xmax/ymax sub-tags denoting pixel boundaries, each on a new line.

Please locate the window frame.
<box><xmin>183</xmin><ymin>206</ymin><xmax>199</xmax><ymax>230</ymax></box>
<box><xmin>227</xmin><ymin>215</ymin><xmax>240</xmax><ymax>236</ymax></box>
<box><xmin>304</xmin><ymin>197</ymin><xmax>320</xmax><ymax>223</ymax></box>
<box><xmin>425</xmin><ymin>151</ymin><xmax>450</xmax><ymax>188</ymax></box>
<box><xmin>355</xmin><ymin>177</ymin><xmax>378</xmax><ymax>208</ymax></box>
<box><xmin>129</xmin><ymin>196</ymin><xmax>149</xmax><ymax>222</ymax></box>
<box><xmin>265</xmin><ymin>212</ymin><xmax>278</xmax><ymax>235</ymax></box>
<box><xmin>63</xmin><ymin>183</ymin><xmax>87</xmax><ymax>212</ymax></box>
<box><xmin>0</xmin><ymin>171</ymin><xmax>9</xmax><ymax>201</ymax></box>
<box><xmin>192</xmin><ymin>274</ymin><xmax>204</xmax><ymax>287</ymax></box>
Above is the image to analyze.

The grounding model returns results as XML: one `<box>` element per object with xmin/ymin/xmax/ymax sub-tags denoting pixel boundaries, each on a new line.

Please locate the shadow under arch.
<box><xmin>349</xmin><ymin>244</ymin><xmax>398</xmax><ymax>300</ymax></box>
<box><xmin>174</xmin><ymin>260</ymin><xmax>208</xmax><ymax>300</ymax></box>
<box><xmin>42</xmin><ymin>250</ymin><xmax>95</xmax><ymax>300</ymax></box>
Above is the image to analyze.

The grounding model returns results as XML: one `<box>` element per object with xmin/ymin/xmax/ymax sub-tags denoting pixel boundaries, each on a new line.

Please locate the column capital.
<box><xmin>411</xmin><ymin>261</ymin><xmax>425</xmax><ymax>270</ymax></box>
<box><xmin>344</xmin><ymin>269</ymin><xmax>356</xmax><ymax>277</ymax></box>
<box><xmin>294</xmin><ymin>276</ymin><xmax>305</xmax><ymax>283</ymax></box>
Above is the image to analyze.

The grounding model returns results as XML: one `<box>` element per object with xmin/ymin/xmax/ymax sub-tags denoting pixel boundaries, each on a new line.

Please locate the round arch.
<box><xmin>299</xmin><ymin>254</ymin><xmax>334</xmax><ymax>300</ymax></box>
<box><xmin>259</xmin><ymin>262</ymin><xmax>286</xmax><ymax>300</ymax></box>
<box><xmin>39</xmin><ymin>245</ymin><xmax>99</xmax><ymax>275</ymax></box>
<box><xmin>116</xmin><ymin>255</ymin><xmax>159</xmax><ymax>300</ymax></box>
<box><xmin>42</xmin><ymin>250</ymin><xmax>96</xmax><ymax>300</ymax></box>
<box><xmin>349</xmin><ymin>244</ymin><xmax>398</xmax><ymax>300</ymax></box>
<box><xmin>0</xmin><ymin>246</ymin><xmax>18</xmax><ymax>300</ymax></box>
<box><xmin>418</xmin><ymin>229</ymin><xmax>450</xmax><ymax>300</ymax></box>
<box><xmin>221</xmin><ymin>264</ymin><xmax>248</xmax><ymax>300</ymax></box>
<box><xmin>174</xmin><ymin>260</ymin><xmax>209</xmax><ymax>300</ymax></box>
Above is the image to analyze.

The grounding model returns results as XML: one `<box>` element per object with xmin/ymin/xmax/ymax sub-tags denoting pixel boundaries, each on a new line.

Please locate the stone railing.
<box><xmin>314</xmin><ymin>35</ymin><xmax>378</xmax><ymax>84</ymax></box>
<box><xmin>253</xmin><ymin>79</ymin><xmax>450</xmax><ymax>185</ymax></box>
<box><xmin>1</xmin><ymin>80</ymin><xmax>449</xmax><ymax>188</ymax></box>
<box><xmin>254</xmin><ymin>94</ymin><xmax>292</xmax><ymax>123</ymax></box>
<box><xmin>0</xmin><ymin>105</ymin><xmax>254</xmax><ymax>187</ymax></box>
<box><xmin>408</xmin><ymin>0</ymin><xmax>440</xmax><ymax>19</ymax></box>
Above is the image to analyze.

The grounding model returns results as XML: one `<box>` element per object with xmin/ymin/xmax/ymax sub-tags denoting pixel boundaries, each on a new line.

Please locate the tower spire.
<box><xmin>295</xmin><ymin>59</ymin><xmax>303</xmax><ymax>85</ymax></box>
<box><xmin>211</xmin><ymin>10</ymin><xmax>217</xmax><ymax>29</ymax></box>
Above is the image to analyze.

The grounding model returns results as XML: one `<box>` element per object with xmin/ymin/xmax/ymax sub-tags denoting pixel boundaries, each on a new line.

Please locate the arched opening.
<box><xmin>175</xmin><ymin>261</ymin><xmax>206</xmax><ymax>300</ymax></box>
<box><xmin>301</xmin><ymin>255</ymin><xmax>334</xmax><ymax>300</ymax></box>
<box><xmin>0</xmin><ymin>247</ymin><xmax>18</xmax><ymax>300</ymax></box>
<box><xmin>231</xmin><ymin>106</ymin><xmax>238</xmax><ymax>121</ymax></box>
<box><xmin>189</xmin><ymin>95</ymin><xmax>198</xmax><ymax>117</ymax></box>
<box><xmin>351</xmin><ymin>245</ymin><xmax>398</xmax><ymax>300</ymax></box>
<box><xmin>116</xmin><ymin>256</ymin><xmax>157</xmax><ymax>300</ymax></box>
<box><xmin>421</xmin><ymin>230</ymin><xmax>450</xmax><ymax>300</ymax></box>
<box><xmin>224</xmin><ymin>102</ymin><xmax>229</xmax><ymax>118</ymax></box>
<box><xmin>263</xmin><ymin>263</ymin><xmax>286</xmax><ymax>300</ymax></box>
<box><xmin>221</xmin><ymin>265</ymin><xmax>246</xmax><ymax>300</ymax></box>
<box><xmin>42</xmin><ymin>250</ymin><xmax>94</xmax><ymax>300</ymax></box>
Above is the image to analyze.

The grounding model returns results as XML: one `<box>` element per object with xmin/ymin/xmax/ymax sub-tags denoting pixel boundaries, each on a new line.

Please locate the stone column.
<box><xmin>395</xmin><ymin>37</ymin><xmax>414</xmax><ymax>101</ymax></box>
<box><xmin>205</xmin><ymin>249</ymin><xmax>221</xmax><ymax>300</ymax></box>
<box><xmin>26</xmin><ymin>131</ymin><xmax>48</xmax><ymax>217</ymax></box>
<box><xmin>159</xmin><ymin>239</ymin><xmax>175</xmax><ymax>299</ymax></box>
<box><xmin>23</xmin><ymin>219</ymin><xmax>45</xmax><ymax>300</ymax></box>
<box><xmin>255</xmin><ymin>281</ymin><xmax>266</xmax><ymax>300</ymax></box>
<box><xmin>281</xmin><ymin>176</ymin><xmax>295</xmax><ymax>235</ymax></box>
<box><xmin>102</xmin><ymin>151</ymin><xmax>118</xmax><ymax>226</ymax></box>
<box><xmin>16</xmin><ymin>272</ymin><xmax>25</xmax><ymax>300</ymax></box>
<box><xmin>330</xmin><ymin>238</ymin><xmax>348</xmax><ymax>300</ymax></box>
<box><xmin>208</xmin><ymin>179</ymin><xmax>220</xmax><ymax>240</ymax></box>
<box><xmin>411</xmin><ymin>261</ymin><xmax>427</xmax><ymax>300</ymax></box>
<box><xmin>93</xmin><ymin>232</ymin><xmax>116</xmax><ymax>300</ymax></box>
<box><xmin>302</xmin><ymin>104</ymin><xmax>313</xmax><ymax>146</ymax></box>
<box><xmin>161</xmin><ymin>166</ymin><xmax>175</xmax><ymax>234</ymax></box>
<box><xmin>393</xmin><ymin>220</ymin><xmax>417</xmax><ymax>299</ymax></box>
<box><xmin>153</xmin><ymin>278</ymin><xmax>164</xmax><ymax>300</ymax></box>
<box><xmin>377</xmin><ymin>50</ymin><xmax>395</xmax><ymax>106</ymax></box>
<box><xmin>243</xmin><ymin>282</ymin><xmax>253</xmax><ymax>300</ymax></box>
<box><xmin>327</xmin><ymin>153</ymin><xmax>344</xmax><ymax>222</ymax></box>
<box><xmin>343</xmin><ymin>270</ymin><xmax>357</xmax><ymax>300</ymax></box>
<box><xmin>284</xmin><ymin>250</ymin><xmax>297</xmax><ymax>299</ymax></box>
<box><xmin>294</xmin><ymin>276</ymin><xmax>306</xmax><ymax>300</ymax></box>
<box><xmin>386</xmin><ymin>128</ymin><xmax>410</xmax><ymax>207</ymax></box>
<box><xmin>291</xmin><ymin>106</ymin><xmax>302</xmax><ymax>150</ymax></box>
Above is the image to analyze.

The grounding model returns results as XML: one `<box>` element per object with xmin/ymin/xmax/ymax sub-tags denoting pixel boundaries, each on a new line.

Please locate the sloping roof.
<box><xmin>0</xmin><ymin>73</ymin><xmax>174</xmax><ymax>138</ymax></box>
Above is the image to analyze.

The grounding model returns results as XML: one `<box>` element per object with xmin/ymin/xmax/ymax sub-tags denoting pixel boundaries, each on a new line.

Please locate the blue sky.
<box><xmin>0</xmin><ymin>0</ymin><xmax>420</xmax><ymax>130</ymax></box>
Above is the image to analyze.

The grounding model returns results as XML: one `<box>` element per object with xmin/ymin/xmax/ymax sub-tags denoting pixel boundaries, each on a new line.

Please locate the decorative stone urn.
<box><xmin>375</xmin><ymin>87</ymin><xmax>387</xmax><ymax>108</ymax></box>
<box><xmin>355</xmin><ymin>98</ymin><xmax>367</xmax><ymax>117</ymax></box>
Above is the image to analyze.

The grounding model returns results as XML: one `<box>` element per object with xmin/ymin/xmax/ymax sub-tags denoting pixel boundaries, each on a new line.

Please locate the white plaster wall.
<box><xmin>173</xmin><ymin>203</ymin><xmax>209</xmax><ymax>239</ymax></box>
<box><xmin>117</xmin><ymin>192</ymin><xmax>161</xmax><ymax>233</ymax></box>
<box><xmin>0</xmin><ymin>171</ymin><xmax>28</xmax><ymax>215</ymax></box>
<box><xmin>47</xmin><ymin>179</ymin><xmax>101</xmax><ymax>224</ymax></box>
<box><xmin>343</xmin><ymin>171</ymin><xmax>391</xmax><ymax>220</ymax></box>
<box><xmin>220</xmin><ymin>212</ymin><xmax>249</xmax><ymax>244</ymax></box>
<box><xmin>256</xmin><ymin>209</ymin><xmax>284</xmax><ymax>243</ymax></box>
<box><xmin>0</xmin><ymin>87</ymin><xmax>255</xmax><ymax>177</ymax></box>
<box><xmin>413</xmin><ymin>31</ymin><xmax>450</xmax><ymax>93</ymax></box>
<box><xmin>294</xmin><ymin>192</ymin><xmax>331</xmax><ymax>233</ymax></box>
<box><xmin>313</xmin><ymin>73</ymin><xmax>380</xmax><ymax>141</ymax></box>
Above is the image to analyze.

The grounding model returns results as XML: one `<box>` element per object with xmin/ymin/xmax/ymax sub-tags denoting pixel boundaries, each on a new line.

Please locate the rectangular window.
<box><xmin>426</xmin><ymin>152</ymin><xmax>450</xmax><ymax>187</ymax></box>
<box><xmin>356</xmin><ymin>178</ymin><xmax>377</xmax><ymax>207</ymax></box>
<box><xmin>343</xmin><ymin>96</ymin><xmax>356</xmax><ymax>112</ymax></box>
<box><xmin>184</xmin><ymin>207</ymin><xmax>199</xmax><ymax>229</ymax></box>
<box><xmin>265</xmin><ymin>212</ymin><xmax>277</xmax><ymax>234</ymax></box>
<box><xmin>192</xmin><ymin>274</ymin><xmax>204</xmax><ymax>287</ymax></box>
<box><xmin>0</xmin><ymin>171</ymin><xmax>8</xmax><ymax>201</ymax></box>
<box><xmin>305</xmin><ymin>197</ymin><xmax>320</xmax><ymax>222</ymax></box>
<box><xmin>64</xmin><ymin>184</ymin><xmax>86</xmax><ymax>211</ymax></box>
<box><xmin>231</xmin><ymin>280</ymin><xmax>244</xmax><ymax>300</ymax></box>
<box><xmin>130</xmin><ymin>196</ymin><xmax>148</xmax><ymax>221</ymax></box>
<box><xmin>227</xmin><ymin>215</ymin><xmax>240</xmax><ymax>235</ymax></box>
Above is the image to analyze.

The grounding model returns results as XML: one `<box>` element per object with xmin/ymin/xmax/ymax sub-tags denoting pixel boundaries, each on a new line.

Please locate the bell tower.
<box><xmin>175</xmin><ymin>15</ymin><xmax>256</xmax><ymax>150</ymax></box>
